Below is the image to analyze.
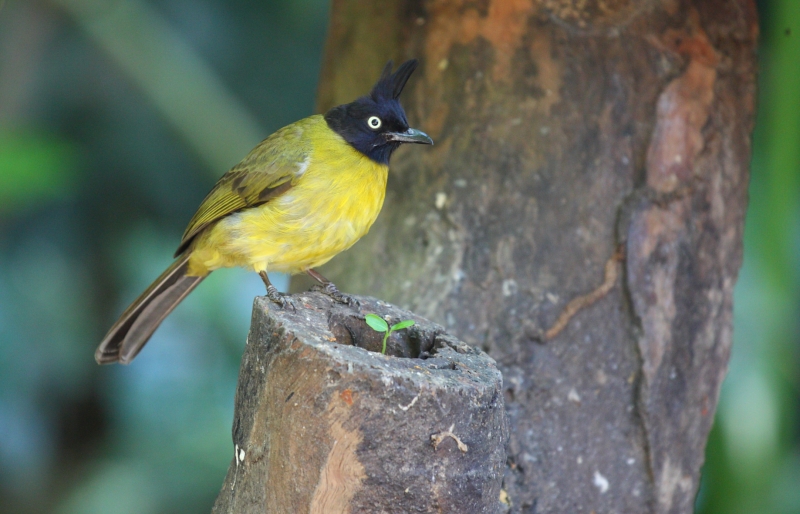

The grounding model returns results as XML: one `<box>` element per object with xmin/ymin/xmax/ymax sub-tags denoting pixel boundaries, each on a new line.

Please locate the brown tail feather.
<box><xmin>95</xmin><ymin>255</ymin><xmax>206</xmax><ymax>365</ymax></box>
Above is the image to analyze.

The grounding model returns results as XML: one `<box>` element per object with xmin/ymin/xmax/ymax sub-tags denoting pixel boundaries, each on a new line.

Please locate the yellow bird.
<box><xmin>96</xmin><ymin>60</ymin><xmax>432</xmax><ymax>365</ymax></box>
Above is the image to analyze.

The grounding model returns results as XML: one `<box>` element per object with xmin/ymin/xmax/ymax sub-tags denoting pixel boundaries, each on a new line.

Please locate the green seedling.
<box><xmin>364</xmin><ymin>314</ymin><xmax>416</xmax><ymax>354</ymax></box>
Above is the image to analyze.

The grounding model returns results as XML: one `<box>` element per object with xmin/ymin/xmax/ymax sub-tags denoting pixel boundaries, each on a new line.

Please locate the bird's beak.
<box><xmin>385</xmin><ymin>128</ymin><xmax>433</xmax><ymax>145</ymax></box>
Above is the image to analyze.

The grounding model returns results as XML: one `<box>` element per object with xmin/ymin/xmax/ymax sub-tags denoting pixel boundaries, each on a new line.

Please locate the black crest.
<box><xmin>370</xmin><ymin>60</ymin><xmax>419</xmax><ymax>101</ymax></box>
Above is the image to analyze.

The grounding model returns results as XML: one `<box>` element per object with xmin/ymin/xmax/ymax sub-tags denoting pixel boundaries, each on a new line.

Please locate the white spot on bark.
<box><xmin>502</xmin><ymin>279</ymin><xmax>518</xmax><ymax>297</ymax></box>
<box><xmin>593</xmin><ymin>471</ymin><xmax>609</xmax><ymax>493</ymax></box>
<box><xmin>568</xmin><ymin>388</ymin><xmax>581</xmax><ymax>404</ymax></box>
<box><xmin>435</xmin><ymin>192</ymin><xmax>447</xmax><ymax>209</ymax></box>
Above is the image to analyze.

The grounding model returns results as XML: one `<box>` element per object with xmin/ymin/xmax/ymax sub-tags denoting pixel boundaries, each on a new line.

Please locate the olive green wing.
<box><xmin>174</xmin><ymin>120</ymin><xmax>313</xmax><ymax>257</ymax></box>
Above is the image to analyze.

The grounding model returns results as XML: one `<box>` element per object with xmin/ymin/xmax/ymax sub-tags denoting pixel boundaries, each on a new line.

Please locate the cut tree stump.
<box><xmin>212</xmin><ymin>292</ymin><xmax>509</xmax><ymax>514</ymax></box>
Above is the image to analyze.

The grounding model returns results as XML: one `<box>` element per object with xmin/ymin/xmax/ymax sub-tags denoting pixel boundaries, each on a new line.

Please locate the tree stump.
<box><xmin>212</xmin><ymin>293</ymin><xmax>509</xmax><ymax>514</ymax></box>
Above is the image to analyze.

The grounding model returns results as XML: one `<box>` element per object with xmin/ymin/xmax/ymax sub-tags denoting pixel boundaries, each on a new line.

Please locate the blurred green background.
<box><xmin>0</xmin><ymin>1</ymin><xmax>796</xmax><ymax>513</ymax></box>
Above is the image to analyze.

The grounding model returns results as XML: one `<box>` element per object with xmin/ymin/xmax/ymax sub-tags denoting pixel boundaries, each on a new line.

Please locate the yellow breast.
<box><xmin>189</xmin><ymin>121</ymin><xmax>388</xmax><ymax>275</ymax></box>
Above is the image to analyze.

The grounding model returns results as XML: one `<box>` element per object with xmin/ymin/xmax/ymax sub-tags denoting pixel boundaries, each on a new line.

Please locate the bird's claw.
<box><xmin>342</xmin><ymin>295</ymin><xmax>360</xmax><ymax>308</ymax></box>
<box><xmin>312</xmin><ymin>283</ymin><xmax>359</xmax><ymax>307</ymax></box>
<box><xmin>266</xmin><ymin>285</ymin><xmax>296</xmax><ymax>311</ymax></box>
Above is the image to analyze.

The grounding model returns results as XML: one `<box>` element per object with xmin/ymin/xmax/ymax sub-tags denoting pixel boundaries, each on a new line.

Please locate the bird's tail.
<box><xmin>95</xmin><ymin>254</ymin><xmax>206</xmax><ymax>365</ymax></box>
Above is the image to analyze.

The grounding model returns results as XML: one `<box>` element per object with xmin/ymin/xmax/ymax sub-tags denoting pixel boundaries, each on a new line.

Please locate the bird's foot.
<box><xmin>259</xmin><ymin>270</ymin><xmax>295</xmax><ymax>311</ymax></box>
<box><xmin>312</xmin><ymin>282</ymin><xmax>359</xmax><ymax>307</ymax></box>
<box><xmin>305</xmin><ymin>268</ymin><xmax>359</xmax><ymax>307</ymax></box>
<box><xmin>266</xmin><ymin>284</ymin><xmax>296</xmax><ymax>311</ymax></box>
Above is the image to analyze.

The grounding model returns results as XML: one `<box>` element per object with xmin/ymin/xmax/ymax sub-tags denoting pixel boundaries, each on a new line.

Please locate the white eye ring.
<box><xmin>367</xmin><ymin>116</ymin><xmax>382</xmax><ymax>130</ymax></box>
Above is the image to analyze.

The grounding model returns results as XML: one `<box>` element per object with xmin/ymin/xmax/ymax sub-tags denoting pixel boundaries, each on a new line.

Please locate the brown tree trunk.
<box><xmin>313</xmin><ymin>1</ymin><xmax>758</xmax><ymax>512</ymax></box>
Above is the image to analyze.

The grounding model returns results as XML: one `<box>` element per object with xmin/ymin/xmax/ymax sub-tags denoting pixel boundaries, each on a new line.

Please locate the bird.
<box><xmin>95</xmin><ymin>59</ymin><xmax>432</xmax><ymax>365</ymax></box>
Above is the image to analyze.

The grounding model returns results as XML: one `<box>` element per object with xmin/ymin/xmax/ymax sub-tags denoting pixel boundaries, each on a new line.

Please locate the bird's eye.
<box><xmin>367</xmin><ymin>116</ymin><xmax>382</xmax><ymax>130</ymax></box>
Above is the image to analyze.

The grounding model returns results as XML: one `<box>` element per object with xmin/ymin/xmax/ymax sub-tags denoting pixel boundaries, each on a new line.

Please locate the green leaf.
<box><xmin>390</xmin><ymin>320</ymin><xmax>415</xmax><ymax>331</ymax></box>
<box><xmin>365</xmin><ymin>313</ymin><xmax>388</xmax><ymax>333</ymax></box>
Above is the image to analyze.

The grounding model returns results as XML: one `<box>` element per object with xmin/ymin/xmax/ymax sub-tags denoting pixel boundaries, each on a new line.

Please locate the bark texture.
<box><xmin>314</xmin><ymin>1</ymin><xmax>758</xmax><ymax>512</ymax></box>
<box><xmin>213</xmin><ymin>294</ymin><xmax>508</xmax><ymax>514</ymax></box>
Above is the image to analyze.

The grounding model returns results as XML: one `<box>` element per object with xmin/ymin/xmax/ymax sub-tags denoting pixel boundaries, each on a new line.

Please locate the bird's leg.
<box><xmin>259</xmin><ymin>271</ymin><xmax>295</xmax><ymax>311</ymax></box>
<box><xmin>306</xmin><ymin>269</ymin><xmax>358</xmax><ymax>307</ymax></box>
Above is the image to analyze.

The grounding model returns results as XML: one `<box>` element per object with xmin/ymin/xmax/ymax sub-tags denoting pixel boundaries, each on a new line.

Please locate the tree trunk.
<box><xmin>213</xmin><ymin>294</ymin><xmax>508</xmax><ymax>513</ymax></box>
<box><xmin>313</xmin><ymin>1</ymin><xmax>758</xmax><ymax>512</ymax></box>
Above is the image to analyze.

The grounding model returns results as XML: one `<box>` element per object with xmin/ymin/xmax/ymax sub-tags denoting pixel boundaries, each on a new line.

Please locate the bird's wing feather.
<box><xmin>175</xmin><ymin>118</ymin><xmax>315</xmax><ymax>256</ymax></box>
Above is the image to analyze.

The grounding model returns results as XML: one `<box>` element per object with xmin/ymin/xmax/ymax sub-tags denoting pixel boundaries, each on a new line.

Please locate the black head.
<box><xmin>324</xmin><ymin>59</ymin><xmax>433</xmax><ymax>165</ymax></box>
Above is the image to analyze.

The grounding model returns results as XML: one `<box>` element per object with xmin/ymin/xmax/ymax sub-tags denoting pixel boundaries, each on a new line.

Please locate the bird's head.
<box><xmin>324</xmin><ymin>59</ymin><xmax>433</xmax><ymax>165</ymax></box>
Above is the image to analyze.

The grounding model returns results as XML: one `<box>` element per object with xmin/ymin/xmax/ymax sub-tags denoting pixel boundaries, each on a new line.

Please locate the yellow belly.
<box><xmin>187</xmin><ymin>139</ymin><xmax>388</xmax><ymax>276</ymax></box>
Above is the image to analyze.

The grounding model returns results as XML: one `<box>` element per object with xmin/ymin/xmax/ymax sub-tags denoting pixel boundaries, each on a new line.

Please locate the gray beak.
<box><xmin>385</xmin><ymin>128</ymin><xmax>434</xmax><ymax>145</ymax></box>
